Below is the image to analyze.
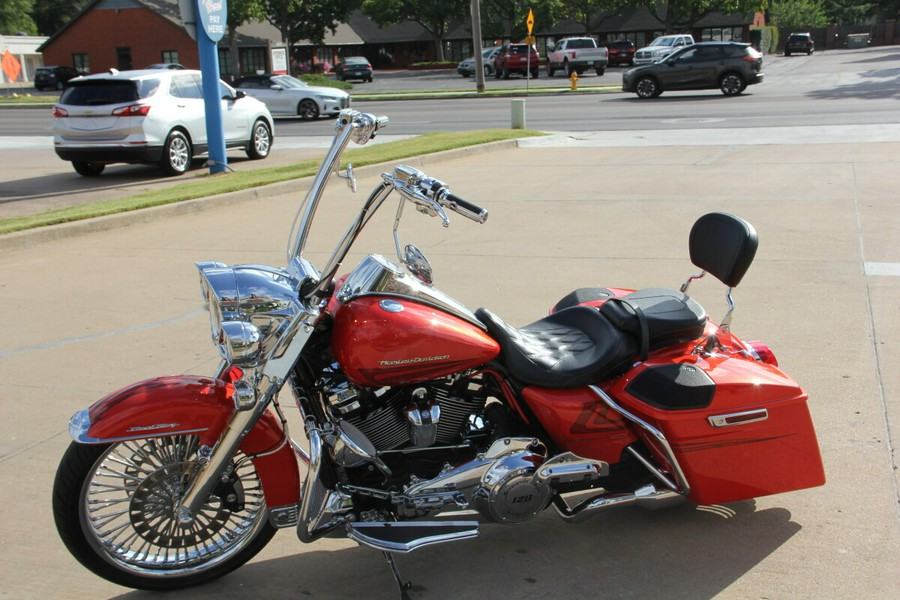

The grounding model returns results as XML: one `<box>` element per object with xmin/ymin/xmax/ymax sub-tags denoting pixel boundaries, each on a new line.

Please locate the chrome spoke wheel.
<box><xmin>168</xmin><ymin>137</ymin><xmax>189</xmax><ymax>171</ymax></box>
<box><xmin>80</xmin><ymin>436</ymin><xmax>268</xmax><ymax>577</ymax></box>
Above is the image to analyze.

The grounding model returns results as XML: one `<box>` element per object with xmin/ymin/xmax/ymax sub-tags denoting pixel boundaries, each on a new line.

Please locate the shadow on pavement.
<box><xmin>109</xmin><ymin>501</ymin><xmax>801</xmax><ymax>600</ymax></box>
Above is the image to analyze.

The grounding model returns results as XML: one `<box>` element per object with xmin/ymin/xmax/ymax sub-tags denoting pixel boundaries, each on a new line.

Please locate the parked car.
<box><xmin>334</xmin><ymin>57</ymin><xmax>373</xmax><ymax>82</ymax></box>
<box><xmin>52</xmin><ymin>69</ymin><xmax>274</xmax><ymax>177</ymax></box>
<box><xmin>144</xmin><ymin>63</ymin><xmax>186</xmax><ymax>70</ymax></box>
<box><xmin>235</xmin><ymin>74</ymin><xmax>350</xmax><ymax>119</ymax></box>
<box><xmin>785</xmin><ymin>33</ymin><xmax>814</xmax><ymax>56</ymax></box>
<box><xmin>34</xmin><ymin>66</ymin><xmax>81</xmax><ymax>91</ymax></box>
<box><xmin>493</xmin><ymin>43</ymin><xmax>540</xmax><ymax>79</ymax></box>
<box><xmin>606</xmin><ymin>40</ymin><xmax>636</xmax><ymax>66</ymax></box>
<box><xmin>457</xmin><ymin>46</ymin><xmax>502</xmax><ymax>77</ymax></box>
<box><xmin>622</xmin><ymin>42</ymin><xmax>764</xmax><ymax>99</ymax></box>
<box><xmin>633</xmin><ymin>34</ymin><xmax>695</xmax><ymax>65</ymax></box>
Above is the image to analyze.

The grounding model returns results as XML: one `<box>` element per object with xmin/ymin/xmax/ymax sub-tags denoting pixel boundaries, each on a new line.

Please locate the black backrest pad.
<box><xmin>689</xmin><ymin>212</ymin><xmax>758</xmax><ymax>288</ymax></box>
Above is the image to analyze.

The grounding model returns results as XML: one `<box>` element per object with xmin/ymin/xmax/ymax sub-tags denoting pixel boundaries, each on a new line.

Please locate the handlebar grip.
<box><xmin>445</xmin><ymin>193</ymin><xmax>488</xmax><ymax>224</ymax></box>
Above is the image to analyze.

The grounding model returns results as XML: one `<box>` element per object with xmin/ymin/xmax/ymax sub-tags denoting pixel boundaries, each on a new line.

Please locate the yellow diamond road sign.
<box><xmin>527</xmin><ymin>9</ymin><xmax>534</xmax><ymax>35</ymax></box>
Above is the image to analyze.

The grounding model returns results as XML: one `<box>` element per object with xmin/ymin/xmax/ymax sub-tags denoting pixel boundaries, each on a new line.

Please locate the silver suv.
<box><xmin>53</xmin><ymin>69</ymin><xmax>274</xmax><ymax>176</ymax></box>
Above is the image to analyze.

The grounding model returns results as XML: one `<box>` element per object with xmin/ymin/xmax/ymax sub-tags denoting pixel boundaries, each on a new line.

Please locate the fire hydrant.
<box><xmin>569</xmin><ymin>70</ymin><xmax>578</xmax><ymax>90</ymax></box>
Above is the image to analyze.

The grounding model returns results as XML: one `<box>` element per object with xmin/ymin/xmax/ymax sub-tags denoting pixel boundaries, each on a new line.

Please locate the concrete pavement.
<box><xmin>0</xmin><ymin>133</ymin><xmax>898</xmax><ymax>599</ymax></box>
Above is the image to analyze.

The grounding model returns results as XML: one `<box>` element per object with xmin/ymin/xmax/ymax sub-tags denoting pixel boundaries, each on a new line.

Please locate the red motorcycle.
<box><xmin>53</xmin><ymin>110</ymin><xmax>825</xmax><ymax>597</ymax></box>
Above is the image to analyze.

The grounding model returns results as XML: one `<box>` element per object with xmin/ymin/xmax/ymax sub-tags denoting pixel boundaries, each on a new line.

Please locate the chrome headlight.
<box><xmin>197</xmin><ymin>262</ymin><xmax>300</xmax><ymax>367</ymax></box>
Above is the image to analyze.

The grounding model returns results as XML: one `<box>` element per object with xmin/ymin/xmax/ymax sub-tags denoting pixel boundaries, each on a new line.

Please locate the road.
<box><xmin>1</xmin><ymin>46</ymin><xmax>899</xmax><ymax>219</ymax></box>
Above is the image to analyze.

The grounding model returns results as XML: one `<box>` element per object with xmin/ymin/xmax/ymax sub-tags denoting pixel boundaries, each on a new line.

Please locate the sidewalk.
<box><xmin>0</xmin><ymin>139</ymin><xmax>898</xmax><ymax>599</ymax></box>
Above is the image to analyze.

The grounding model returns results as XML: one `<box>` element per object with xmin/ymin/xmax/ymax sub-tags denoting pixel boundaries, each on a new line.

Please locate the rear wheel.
<box><xmin>565</xmin><ymin>60</ymin><xmax>575</xmax><ymax>77</ymax></box>
<box><xmin>596</xmin><ymin>67</ymin><xmax>605</xmax><ymax>76</ymax></box>
<box><xmin>635</xmin><ymin>76</ymin><xmax>660</xmax><ymax>99</ymax></box>
<box><xmin>548</xmin><ymin>63</ymin><xmax>556</xmax><ymax>77</ymax></box>
<box><xmin>52</xmin><ymin>437</ymin><xmax>276</xmax><ymax>590</ymax></box>
<box><xmin>298</xmin><ymin>99</ymin><xmax>319</xmax><ymax>120</ymax></box>
<box><xmin>72</xmin><ymin>161</ymin><xmax>105</xmax><ymax>177</ymax></box>
<box><xmin>159</xmin><ymin>130</ymin><xmax>191</xmax><ymax>176</ymax></box>
<box><xmin>720</xmin><ymin>73</ymin><xmax>746</xmax><ymax>96</ymax></box>
<box><xmin>246</xmin><ymin>119</ymin><xmax>271</xmax><ymax>160</ymax></box>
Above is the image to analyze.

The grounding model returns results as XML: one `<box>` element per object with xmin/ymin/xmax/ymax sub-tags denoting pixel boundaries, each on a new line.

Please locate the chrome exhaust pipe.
<box><xmin>553</xmin><ymin>483</ymin><xmax>684</xmax><ymax>523</ymax></box>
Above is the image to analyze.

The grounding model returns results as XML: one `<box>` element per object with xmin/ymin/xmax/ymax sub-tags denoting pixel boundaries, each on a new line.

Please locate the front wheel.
<box><xmin>52</xmin><ymin>437</ymin><xmax>276</xmax><ymax>590</ymax></box>
<box><xmin>246</xmin><ymin>119</ymin><xmax>271</xmax><ymax>160</ymax></box>
<box><xmin>298</xmin><ymin>99</ymin><xmax>320</xmax><ymax>120</ymax></box>
<box><xmin>635</xmin><ymin>76</ymin><xmax>661</xmax><ymax>99</ymax></box>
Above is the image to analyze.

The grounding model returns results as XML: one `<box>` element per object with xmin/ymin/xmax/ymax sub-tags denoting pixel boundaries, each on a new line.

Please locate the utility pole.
<box><xmin>471</xmin><ymin>0</ymin><xmax>485</xmax><ymax>93</ymax></box>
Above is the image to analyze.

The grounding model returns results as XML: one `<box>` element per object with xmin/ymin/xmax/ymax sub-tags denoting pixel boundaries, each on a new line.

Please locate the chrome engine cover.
<box><xmin>472</xmin><ymin>451</ymin><xmax>552</xmax><ymax>524</ymax></box>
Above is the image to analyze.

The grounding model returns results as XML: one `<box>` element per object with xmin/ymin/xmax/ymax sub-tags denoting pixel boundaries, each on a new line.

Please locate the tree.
<box><xmin>769</xmin><ymin>0</ymin><xmax>828</xmax><ymax>31</ymax></box>
<box><xmin>1</xmin><ymin>0</ymin><xmax>37</xmax><ymax>35</ymax></box>
<box><xmin>641</xmin><ymin>1</ymin><xmax>768</xmax><ymax>34</ymax></box>
<box><xmin>559</xmin><ymin>0</ymin><xmax>631</xmax><ymax>37</ymax></box>
<box><xmin>822</xmin><ymin>1</ymin><xmax>876</xmax><ymax>24</ymax></box>
<box><xmin>481</xmin><ymin>0</ymin><xmax>565</xmax><ymax>41</ymax></box>
<box><xmin>265</xmin><ymin>0</ymin><xmax>360</xmax><ymax>74</ymax></box>
<box><xmin>362</xmin><ymin>0</ymin><xmax>469</xmax><ymax>62</ymax></box>
<box><xmin>30</xmin><ymin>0</ymin><xmax>90</xmax><ymax>37</ymax></box>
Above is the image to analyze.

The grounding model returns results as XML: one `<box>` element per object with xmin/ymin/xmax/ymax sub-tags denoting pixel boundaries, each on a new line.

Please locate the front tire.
<box><xmin>298</xmin><ymin>99</ymin><xmax>320</xmax><ymax>120</ymax></box>
<box><xmin>52</xmin><ymin>437</ymin><xmax>276</xmax><ymax>590</ymax></box>
<box><xmin>246</xmin><ymin>119</ymin><xmax>271</xmax><ymax>160</ymax></box>
<box><xmin>159</xmin><ymin>130</ymin><xmax>191</xmax><ymax>176</ymax></box>
<box><xmin>72</xmin><ymin>161</ymin><xmax>105</xmax><ymax>177</ymax></box>
<box><xmin>635</xmin><ymin>76</ymin><xmax>660</xmax><ymax>99</ymax></box>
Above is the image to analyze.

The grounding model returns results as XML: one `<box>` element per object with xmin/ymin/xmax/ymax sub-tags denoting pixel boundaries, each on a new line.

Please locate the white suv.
<box><xmin>53</xmin><ymin>69</ymin><xmax>274</xmax><ymax>176</ymax></box>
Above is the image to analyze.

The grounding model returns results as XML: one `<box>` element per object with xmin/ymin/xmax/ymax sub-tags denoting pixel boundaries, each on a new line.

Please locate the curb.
<box><xmin>0</xmin><ymin>139</ymin><xmax>520</xmax><ymax>253</ymax></box>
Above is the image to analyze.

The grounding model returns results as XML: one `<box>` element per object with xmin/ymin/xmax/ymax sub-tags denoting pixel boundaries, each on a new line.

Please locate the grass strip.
<box><xmin>0</xmin><ymin>129</ymin><xmax>544</xmax><ymax>235</ymax></box>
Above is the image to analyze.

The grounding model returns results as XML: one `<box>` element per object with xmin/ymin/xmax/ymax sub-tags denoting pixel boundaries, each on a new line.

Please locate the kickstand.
<box><xmin>383</xmin><ymin>551</ymin><xmax>413</xmax><ymax>600</ymax></box>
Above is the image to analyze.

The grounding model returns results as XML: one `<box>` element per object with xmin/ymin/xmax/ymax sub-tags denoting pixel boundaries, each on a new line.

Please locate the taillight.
<box><xmin>111</xmin><ymin>104</ymin><xmax>151</xmax><ymax>117</ymax></box>
<box><xmin>746</xmin><ymin>340</ymin><xmax>779</xmax><ymax>366</ymax></box>
<box><xmin>52</xmin><ymin>106</ymin><xmax>68</xmax><ymax>117</ymax></box>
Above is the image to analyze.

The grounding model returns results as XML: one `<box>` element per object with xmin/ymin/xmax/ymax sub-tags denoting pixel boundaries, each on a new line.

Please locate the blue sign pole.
<box><xmin>194</xmin><ymin>0</ymin><xmax>228</xmax><ymax>174</ymax></box>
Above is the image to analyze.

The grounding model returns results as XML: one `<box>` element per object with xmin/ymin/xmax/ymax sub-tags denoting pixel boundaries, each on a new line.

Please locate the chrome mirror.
<box><xmin>403</xmin><ymin>244</ymin><xmax>433</xmax><ymax>286</ymax></box>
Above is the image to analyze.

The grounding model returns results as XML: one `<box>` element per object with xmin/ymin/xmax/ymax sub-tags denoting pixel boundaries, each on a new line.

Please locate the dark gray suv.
<box><xmin>622</xmin><ymin>42</ymin><xmax>764</xmax><ymax>99</ymax></box>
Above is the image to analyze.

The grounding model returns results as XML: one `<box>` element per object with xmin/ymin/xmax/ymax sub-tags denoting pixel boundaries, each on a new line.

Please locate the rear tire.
<box><xmin>72</xmin><ymin>161</ymin><xmax>105</xmax><ymax>177</ymax></box>
<box><xmin>548</xmin><ymin>63</ymin><xmax>556</xmax><ymax>77</ymax></box>
<box><xmin>52</xmin><ymin>438</ymin><xmax>276</xmax><ymax>590</ymax></box>
<box><xmin>246</xmin><ymin>119</ymin><xmax>271</xmax><ymax>160</ymax></box>
<box><xmin>159</xmin><ymin>130</ymin><xmax>191</xmax><ymax>176</ymax></box>
<box><xmin>596</xmin><ymin>67</ymin><xmax>605</xmax><ymax>76</ymax></box>
<box><xmin>720</xmin><ymin>73</ymin><xmax>746</xmax><ymax>96</ymax></box>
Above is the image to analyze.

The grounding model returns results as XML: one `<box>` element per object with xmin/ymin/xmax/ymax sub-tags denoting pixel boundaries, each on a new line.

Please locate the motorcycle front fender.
<box><xmin>68</xmin><ymin>375</ymin><xmax>301</xmax><ymax>509</ymax></box>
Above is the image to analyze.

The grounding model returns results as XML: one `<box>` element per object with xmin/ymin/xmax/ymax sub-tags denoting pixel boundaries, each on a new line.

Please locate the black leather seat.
<box><xmin>475</xmin><ymin>306</ymin><xmax>638</xmax><ymax>389</ymax></box>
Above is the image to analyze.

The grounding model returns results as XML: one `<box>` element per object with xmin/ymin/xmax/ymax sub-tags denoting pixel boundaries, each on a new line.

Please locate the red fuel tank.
<box><xmin>331</xmin><ymin>296</ymin><xmax>500</xmax><ymax>387</ymax></box>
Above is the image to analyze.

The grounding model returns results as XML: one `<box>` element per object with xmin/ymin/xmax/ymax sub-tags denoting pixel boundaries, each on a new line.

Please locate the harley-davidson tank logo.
<box><xmin>379</xmin><ymin>355</ymin><xmax>450</xmax><ymax>366</ymax></box>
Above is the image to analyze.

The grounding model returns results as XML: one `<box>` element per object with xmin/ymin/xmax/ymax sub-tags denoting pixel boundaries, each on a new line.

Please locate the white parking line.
<box><xmin>864</xmin><ymin>262</ymin><xmax>900</xmax><ymax>276</ymax></box>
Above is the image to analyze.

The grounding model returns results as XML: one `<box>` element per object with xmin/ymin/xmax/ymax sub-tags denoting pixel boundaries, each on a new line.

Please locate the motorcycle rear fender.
<box><xmin>68</xmin><ymin>375</ymin><xmax>301</xmax><ymax>508</ymax></box>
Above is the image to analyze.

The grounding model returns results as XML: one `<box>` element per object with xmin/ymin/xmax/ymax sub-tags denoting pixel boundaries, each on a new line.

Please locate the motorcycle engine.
<box><xmin>324</xmin><ymin>375</ymin><xmax>488</xmax><ymax>452</ymax></box>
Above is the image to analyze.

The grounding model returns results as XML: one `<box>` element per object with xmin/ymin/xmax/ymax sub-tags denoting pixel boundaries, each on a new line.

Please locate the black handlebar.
<box><xmin>444</xmin><ymin>193</ymin><xmax>488</xmax><ymax>224</ymax></box>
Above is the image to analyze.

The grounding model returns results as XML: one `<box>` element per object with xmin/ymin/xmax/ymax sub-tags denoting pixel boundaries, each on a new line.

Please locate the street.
<box><xmin>1</xmin><ymin>47</ymin><xmax>899</xmax><ymax>219</ymax></box>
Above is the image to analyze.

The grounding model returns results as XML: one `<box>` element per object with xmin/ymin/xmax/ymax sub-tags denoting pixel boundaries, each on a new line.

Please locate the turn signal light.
<box><xmin>111</xmin><ymin>104</ymin><xmax>151</xmax><ymax>117</ymax></box>
<box><xmin>746</xmin><ymin>340</ymin><xmax>779</xmax><ymax>366</ymax></box>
